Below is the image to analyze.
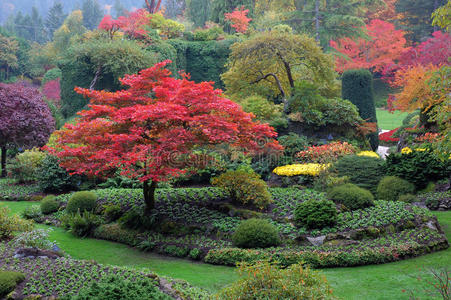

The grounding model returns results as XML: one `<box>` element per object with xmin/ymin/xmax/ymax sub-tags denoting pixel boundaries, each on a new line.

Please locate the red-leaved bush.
<box><xmin>224</xmin><ymin>6</ymin><xmax>252</xmax><ymax>34</ymax></box>
<box><xmin>42</xmin><ymin>79</ymin><xmax>61</xmax><ymax>105</ymax></box>
<box><xmin>379</xmin><ymin>128</ymin><xmax>399</xmax><ymax>143</ymax></box>
<box><xmin>296</xmin><ymin>141</ymin><xmax>356</xmax><ymax>163</ymax></box>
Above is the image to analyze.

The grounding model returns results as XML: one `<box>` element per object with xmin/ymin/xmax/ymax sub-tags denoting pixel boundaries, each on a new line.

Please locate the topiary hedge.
<box><xmin>328</xmin><ymin>183</ymin><xmax>374</xmax><ymax>210</ymax></box>
<box><xmin>334</xmin><ymin>155</ymin><xmax>384</xmax><ymax>195</ymax></box>
<box><xmin>342</xmin><ymin>69</ymin><xmax>379</xmax><ymax>150</ymax></box>
<box><xmin>294</xmin><ymin>199</ymin><xmax>337</xmax><ymax>229</ymax></box>
<box><xmin>66</xmin><ymin>191</ymin><xmax>97</xmax><ymax>214</ymax></box>
<box><xmin>40</xmin><ymin>195</ymin><xmax>60</xmax><ymax>215</ymax></box>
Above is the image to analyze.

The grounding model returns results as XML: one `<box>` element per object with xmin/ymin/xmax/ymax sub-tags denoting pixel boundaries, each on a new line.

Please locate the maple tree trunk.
<box><xmin>1</xmin><ymin>146</ymin><xmax>7</xmax><ymax>178</ymax></box>
<box><xmin>143</xmin><ymin>180</ymin><xmax>158</xmax><ymax>214</ymax></box>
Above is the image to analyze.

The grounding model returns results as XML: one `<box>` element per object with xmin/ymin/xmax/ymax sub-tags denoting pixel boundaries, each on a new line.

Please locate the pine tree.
<box><xmin>45</xmin><ymin>2</ymin><xmax>66</xmax><ymax>40</ymax></box>
<box><xmin>82</xmin><ymin>0</ymin><xmax>103</xmax><ymax>30</ymax></box>
<box><xmin>186</xmin><ymin>0</ymin><xmax>211</xmax><ymax>27</ymax></box>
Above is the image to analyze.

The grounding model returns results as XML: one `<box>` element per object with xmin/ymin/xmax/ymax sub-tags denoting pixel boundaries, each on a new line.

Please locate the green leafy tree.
<box><xmin>82</xmin><ymin>0</ymin><xmax>103</xmax><ymax>30</ymax></box>
<box><xmin>222</xmin><ymin>31</ymin><xmax>337</xmax><ymax>106</ymax></box>
<box><xmin>52</xmin><ymin>10</ymin><xmax>86</xmax><ymax>55</ymax></box>
<box><xmin>0</xmin><ymin>34</ymin><xmax>18</xmax><ymax>80</ymax></box>
<box><xmin>210</xmin><ymin>0</ymin><xmax>254</xmax><ymax>30</ymax></box>
<box><xmin>432</xmin><ymin>0</ymin><xmax>451</xmax><ymax>32</ymax></box>
<box><xmin>186</xmin><ymin>0</ymin><xmax>212</xmax><ymax>27</ymax></box>
<box><xmin>45</xmin><ymin>2</ymin><xmax>66</xmax><ymax>40</ymax></box>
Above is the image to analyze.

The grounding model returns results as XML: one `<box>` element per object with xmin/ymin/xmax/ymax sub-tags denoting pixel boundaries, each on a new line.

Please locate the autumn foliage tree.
<box><xmin>330</xmin><ymin>19</ymin><xmax>409</xmax><ymax>73</ymax></box>
<box><xmin>0</xmin><ymin>82</ymin><xmax>55</xmax><ymax>177</ymax></box>
<box><xmin>224</xmin><ymin>6</ymin><xmax>252</xmax><ymax>34</ymax></box>
<box><xmin>48</xmin><ymin>61</ymin><xmax>282</xmax><ymax>213</ymax></box>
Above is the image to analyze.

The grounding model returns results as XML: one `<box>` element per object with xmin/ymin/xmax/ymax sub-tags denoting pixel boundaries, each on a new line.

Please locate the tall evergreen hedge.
<box><xmin>342</xmin><ymin>69</ymin><xmax>379</xmax><ymax>150</ymax></box>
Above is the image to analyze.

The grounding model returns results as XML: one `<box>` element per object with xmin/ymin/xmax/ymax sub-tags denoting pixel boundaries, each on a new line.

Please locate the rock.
<box><xmin>323</xmin><ymin>239</ymin><xmax>358</xmax><ymax>247</ymax></box>
<box><xmin>14</xmin><ymin>248</ymin><xmax>62</xmax><ymax>259</ymax></box>
<box><xmin>349</xmin><ymin>229</ymin><xmax>366</xmax><ymax>240</ymax></box>
<box><xmin>426</xmin><ymin>220</ymin><xmax>438</xmax><ymax>231</ymax></box>
<box><xmin>412</xmin><ymin>202</ymin><xmax>428</xmax><ymax>209</ymax></box>
<box><xmin>307</xmin><ymin>235</ymin><xmax>326</xmax><ymax>246</ymax></box>
<box><xmin>324</xmin><ymin>233</ymin><xmax>349</xmax><ymax>242</ymax></box>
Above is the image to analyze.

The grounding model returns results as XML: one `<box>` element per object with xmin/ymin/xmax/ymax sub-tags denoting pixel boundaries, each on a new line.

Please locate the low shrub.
<box><xmin>10</xmin><ymin>149</ymin><xmax>46</xmax><ymax>183</ymax></box>
<box><xmin>211</xmin><ymin>169</ymin><xmax>272</xmax><ymax>210</ymax></box>
<box><xmin>37</xmin><ymin>154</ymin><xmax>80</xmax><ymax>193</ymax></box>
<box><xmin>40</xmin><ymin>195</ymin><xmax>60</xmax><ymax>215</ymax></box>
<box><xmin>66</xmin><ymin>191</ymin><xmax>97</xmax><ymax>214</ymax></box>
<box><xmin>334</xmin><ymin>155</ymin><xmax>384</xmax><ymax>194</ymax></box>
<box><xmin>232</xmin><ymin>218</ymin><xmax>280</xmax><ymax>249</ymax></box>
<box><xmin>103</xmin><ymin>204</ymin><xmax>123</xmax><ymax>222</ymax></box>
<box><xmin>217</xmin><ymin>261</ymin><xmax>334</xmax><ymax>300</ymax></box>
<box><xmin>0</xmin><ymin>271</ymin><xmax>25</xmax><ymax>297</ymax></box>
<box><xmin>328</xmin><ymin>183</ymin><xmax>374</xmax><ymax>210</ymax></box>
<box><xmin>0</xmin><ymin>207</ymin><xmax>33</xmax><ymax>240</ymax></box>
<box><xmin>11</xmin><ymin>228</ymin><xmax>54</xmax><ymax>250</ymax></box>
<box><xmin>297</xmin><ymin>141</ymin><xmax>356</xmax><ymax>163</ymax></box>
<box><xmin>189</xmin><ymin>248</ymin><xmax>201</xmax><ymax>260</ymax></box>
<box><xmin>21</xmin><ymin>205</ymin><xmax>43</xmax><ymax>221</ymax></box>
<box><xmin>118</xmin><ymin>209</ymin><xmax>157</xmax><ymax>230</ymax></box>
<box><xmin>62</xmin><ymin>274</ymin><xmax>170</xmax><ymax>300</ymax></box>
<box><xmin>67</xmin><ymin>211</ymin><xmax>102</xmax><ymax>237</ymax></box>
<box><xmin>93</xmin><ymin>223</ymin><xmax>139</xmax><ymax>246</ymax></box>
<box><xmin>377</xmin><ymin>176</ymin><xmax>415</xmax><ymax>201</ymax></box>
<box><xmin>398</xmin><ymin>194</ymin><xmax>418</xmax><ymax>203</ymax></box>
<box><xmin>161</xmin><ymin>245</ymin><xmax>189</xmax><ymax>258</ymax></box>
<box><xmin>294</xmin><ymin>199</ymin><xmax>337</xmax><ymax>229</ymax></box>
<box><xmin>385</xmin><ymin>149</ymin><xmax>450</xmax><ymax>190</ymax></box>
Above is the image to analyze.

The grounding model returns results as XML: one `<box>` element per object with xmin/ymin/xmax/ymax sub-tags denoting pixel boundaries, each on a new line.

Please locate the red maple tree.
<box><xmin>224</xmin><ymin>6</ymin><xmax>252</xmax><ymax>34</ymax></box>
<box><xmin>47</xmin><ymin>61</ymin><xmax>282</xmax><ymax>213</ymax></box>
<box><xmin>330</xmin><ymin>19</ymin><xmax>409</xmax><ymax>73</ymax></box>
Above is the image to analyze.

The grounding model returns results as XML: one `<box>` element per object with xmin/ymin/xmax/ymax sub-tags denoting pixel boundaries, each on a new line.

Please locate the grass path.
<box><xmin>1</xmin><ymin>201</ymin><xmax>450</xmax><ymax>299</ymax></box>
<box><xmin>376</xmin><ymin>108</ymin><xmax>409</xmax><ymax>130</ymax></box>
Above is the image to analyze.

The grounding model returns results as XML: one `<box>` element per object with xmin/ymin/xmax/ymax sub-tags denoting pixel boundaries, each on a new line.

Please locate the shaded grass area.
<box><xmin>376</xmin><ymin>108</ymin><xmax>409</xmax><ymax>130</ymax></box>
<box><xmin>1</xmin><ymin>201</ymin><xmax>450</xmax><ymax>299</ymax></box>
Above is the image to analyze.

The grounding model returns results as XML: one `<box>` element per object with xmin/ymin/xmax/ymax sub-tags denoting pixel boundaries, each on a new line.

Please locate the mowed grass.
<box><xmin>1</xmin><ymin>200</ymin><xmax>450</xmax><ymax>298</ymax></box>
<box><xmin>376</xmin><ymin>108</ymin><xmax>409</xmax><ymax>130</ymax></box>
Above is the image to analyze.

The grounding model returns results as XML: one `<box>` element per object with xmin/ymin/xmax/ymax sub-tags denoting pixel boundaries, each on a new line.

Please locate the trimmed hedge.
<box><xmin>377</xmin><ymin>176</ymin><xmax>415</xmax><ymax>201</ymax></box>
<box><xmin>294</xmin><ymin>199</ymin><xmax>337</xmax><ymax>229</ymax></box>
<box><xmin>342</xmin><ymin>69</ymin><xmax>378</xmax><ymax>150</ymax></box>
<box><xmin>66</xmin><ymin>191</ymin><xmax>97</xmax><ymax>214</ymax></box>
<box><xmin>328</xmin><ymin>183</ymin><xmax>374</xmax><ymax>210</ymax></box>
<box><xmin>0</xmin><ymin>271</ymin><xmax>25</xmax><ymax>297</ymax></box>
<box><xmin>232</xmin><ymin>218</ymin><xmax>280</xmax><ymax>249</ymax></box>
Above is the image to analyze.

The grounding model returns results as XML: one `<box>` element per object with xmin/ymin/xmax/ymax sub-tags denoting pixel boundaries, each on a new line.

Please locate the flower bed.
<box><xmin>0</xmin><ymin>179</ymin><xmax>42</xmax><ymax>201</ymax></box>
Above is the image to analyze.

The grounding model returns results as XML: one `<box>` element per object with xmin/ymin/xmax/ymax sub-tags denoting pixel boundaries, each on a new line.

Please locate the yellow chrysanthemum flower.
<box><xmin>401</xmin><ymin>147</ymin><xmax>413</xmax><ymax>154</ymax></box>
<box><xmin>357</xmin><ymin>151</ymin><xmax>380</xmax><ymax>158</ymax></box>
<box><xmin>273</xmin><ymin>164</ymin><xmax>330</xmax><ymax>177</ymax></box>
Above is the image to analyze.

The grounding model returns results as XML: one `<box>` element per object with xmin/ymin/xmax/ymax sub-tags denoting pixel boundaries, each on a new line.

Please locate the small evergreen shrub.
<box><xmin>189</xmin><ymin>248</ymin><xmax>201</xmax><ymax>260</ymax></box>
<box><xmin>62</xmin><ymin>275</ymin><xmax>170</xmax><ymax>300</ymax></box>
<box><xmin>377</xmin><ymin>176</ymin><xmax>415</xmax><ymax>201</ymax></box>
<box><xmin>328</xmin><ymin>183</ymin><xmax>374</xmax><ymax>210</ymax></box>
<box><xmin>37</xmin><ymin>154</ymin><xmax>80</xmax><ymax>193</ymax></box>
<box><xmin>68</xmin><ymin>211</ymin><xmax>102</xmax><ymax>237</ymax></box>
<box><xmin>40</xmin><ymin>195</ymin><xmax>60</xmax><ymax>215</ymax></box>
<box><xmin>103</xmin><ymin>204</ymin><xmax>123</xmax><ymax>222</ymax></box>
<box><xmin>0</xmin><ymin>271</ymin><xmax>25</xmax><ymax>297</ymax></box>
<box><xmin>334</xmin><ymin>155</ymin><xmax>384</xmax><ymax>194</ymax></box>
<box><xmin>212</xmin><ymin>168</ymin><xmax>272</xmax><ymax>210</ymax></box>
<box><xmin>162</xmin><ymin>245</ymin><xmax>189</xmax><ymax>258</ymax></box>
<box><xmin>294</xmin><ymin>199</ymin><xmax>337</xmax><ymax>229</ymax></box>
<box><xmin>93</xmin><ymin>223</ymin><xmax>139</xmax><ymax>246</ymax></box>
<box><xmin>21</xmin><ymin>205</ymin><xmax>43</xmax><ymax>221</ymax></box>
<box><xmin>398</xmin><ymin>194</ymin><xmax>418</xmax><ymax>203</ymax></box>
<box><xmin>342</xmin><ymin>69</ymin><xmax>379</xmax><ymax>150</ymax></box>
<box><xmin>118</xmin><ymin>209</ymin><xmax>157</xmax><ymax>230</ymax></box>
<box><xmin>217</xmin><ymin>261</ymin><xmax>333</xmax><ymax>300</ymax></box>
<box><xmin>66</xmin><ymin>191</ymin><xmax>97</xmax><ymax>214</ymax></box>
<box><xmin>232</xmin><ymin>218</ymin><xmax>280</xmax><ymax>249</ymax></box>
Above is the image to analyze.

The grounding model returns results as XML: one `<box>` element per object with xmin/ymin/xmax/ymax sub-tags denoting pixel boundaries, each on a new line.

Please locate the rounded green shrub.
<box><xmin>294</xmin><ymin>199</ymin><xmax>337</xmax><ymax>229</ymax></box>
<box><xmin>232</xmin><ymin>218</ymin><xmax>280</xmax><ymax>249</ymax></box>
<box><xmin>0</xmin><ymin>271</ymin><xmax>25</xmax><ymax>297</ymax></box>
<box><xmin>328</xmin><ymin>183</ymin><xmax>374</xmax><ymax>210</ymax></box>
<box><xmin>334</xmin><ymin>155</ymin><xmax>384</xmax><ymax>195</ymax></box>
<box><xmin>103</xmin><ymin>204</ymin><xmax>123</xmax><ymax>222</ymax></box>
<box><xmin>40</xmin><ymin>195</ymin><xmax>59</xmax><ymax>215</ymax></box>
<box><xmin>377</xmin><ymin>176</ymin><xmax>415</xmax><ymax>201</ymax></box>
<box><xmin>398</xmin><ymin>194</ymin><xmax>417</xmax><ymax>203</ymax></box>
<box><xmin>66</xmin><ymin>191</ymin><xmax>97</xmax><ymax>214</ymax></box>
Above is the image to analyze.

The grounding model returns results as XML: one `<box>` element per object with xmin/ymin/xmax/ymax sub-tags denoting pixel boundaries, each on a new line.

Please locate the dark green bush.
<box><xmin>232</xmin><ymin>218</ymin><xmax>280</xmax><ymax>249</ymax></box>
<box><xmin>377</xmin><ymin>176</ymin><xmax>415</xmax><ymax>201</ymax></box>
<box><xmin>277</xmin><ymin>133</ymin><xmax>309</xmax><ymax>158</ymax></box>
<box><xmin>398</xmin><ymin>194</ymin><xmax>418</xmax><ymax>203</ymax></box>
<box><xmin>66</xmin><ymin>191</ymin><xmax>97</xmax><ymax>214</ymax></box>
<box><xmin>103</xmin><ymin>204</ymin><xmax>123</xmax><ymax>222</ymax></box>
<box><xmin>211</xmin><ymin>168</ymin><xmax>272</xmax><ymax>210</ymax></box>
<box><xmin>42</xmin><ymin>68</ymin><xmax>62</xmax><ymax>85</ymax></box>
<box><xmin>189</xmin><ymin>248</ymin><xmax>202</xmax><ymax>260</ymax></box>
<box><xmin>67</xmin><ymin>211</ymin><xmax>102</xmax><ymax>237</ymax></box>
<box><xmin>118</xmin><ymin>209</ymin><xmax>157</xmax><ymax>230</ymax></box>
<box><xmin>161</xmin><ymin>245</ymin><xmax>189</xmax><ymax>258</ymax></box>
<box><xmin>40</xmin><ymin>195</ymin><xmax>59</xmax><ymax>215</ymax></box>
<box><xmin>63</xmin><ymin>274</ymin><xmax>170</xmax><ymax>300</ymax></box>
<box><xmin>334</xmin><ymin>155</ymin><xmax>384</xmax><ymax>194</ymax></box>
<box><xmin>93</xmin><ymin>223</ymin><xmax>139</xmax><ymax>246</ymax></box>
<box><xmin>0</xmin><ymin>271</ymin><xmax>25</xmax><ymax>297</ymax></box>
<box><xmin>342</xmin><ymin>69</ymin><xmax>378</xmax><ymax>150</ymax></box>
<box><xmin>37</xmin><ymin>155</ymin><xmax>79</xmax><ymax>193</ymax></box>
<box><xmin>294</xmin><ymin>199</ymin><xmax>337</xmax><ymax>229</ymax></box>
<box><xmin>328</xmin><ymin>183</ymin><xmax>374</xmax><ymax>210</ymax></box>
<box><xmin>385</xmin><ymin>150</ymin><xmax>450</xmax><ymax>190</ymax></box>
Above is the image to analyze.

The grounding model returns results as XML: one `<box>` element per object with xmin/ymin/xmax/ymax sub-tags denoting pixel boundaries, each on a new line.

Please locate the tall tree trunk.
<box><xmin>1</xmin><ymin>146</ymin><xmax>7</xmax><ymax>178</ymax></box>
<box><xmin>143</xmin><ymin>180</ymin><xmax>158</xmax><ymax>214</ymax></box>
<box><xmin>315</xmin><ymin>0</ymin><xmax>320</xmax><ymax>42</ymax></box>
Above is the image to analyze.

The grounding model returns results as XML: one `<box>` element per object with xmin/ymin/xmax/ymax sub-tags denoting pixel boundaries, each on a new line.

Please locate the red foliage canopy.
<box><xmin>330</xmin><ymin>19</ymin><xmax>409</xmax><ymax>73</ymax></box>
<box><xmin>48</xmin><ymin>61</ymin><xmax>281</xmax><ymax>209</ymax></box>
<box><xmin>224</xmin><ymin>6</ymin><xmax>252</xmax><ymax>34</ymax></box>
<box><xmin>42</xmin><ymin>79</ymin><xmax>61</xmax><ymax>105</ymax></box>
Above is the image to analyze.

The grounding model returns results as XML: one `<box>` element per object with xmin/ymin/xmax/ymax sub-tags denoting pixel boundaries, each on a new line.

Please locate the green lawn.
<box><xmin>376</xmin><ymin>108</ymin><xmax>409</xmax><ymax>130</ymax></box>
<box><xmin>1</xmin><ymin>201</ymin><xmax>450</xmax><ymax>299</ymax></box>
